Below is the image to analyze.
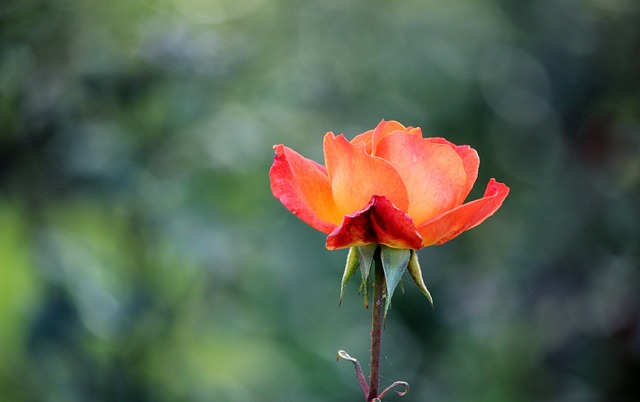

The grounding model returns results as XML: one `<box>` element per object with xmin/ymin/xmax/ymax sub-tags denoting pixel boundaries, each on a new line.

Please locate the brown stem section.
<box><xmin>367</xmin><ymin>251</ymin><xmax>384</xmax><ymax>402</ymax></box>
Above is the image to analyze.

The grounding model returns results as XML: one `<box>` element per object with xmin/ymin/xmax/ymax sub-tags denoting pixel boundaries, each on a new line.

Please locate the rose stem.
<box><xmin>367</xmin><ymin>250</ymin><xmax>385</xmax><ymax>402</ymax></box>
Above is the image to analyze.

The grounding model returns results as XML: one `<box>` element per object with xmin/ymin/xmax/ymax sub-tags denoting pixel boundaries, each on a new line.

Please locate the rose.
<box><xmin>269</xmin><ymin>120</ymin><xmax>509</xmax><ymax>250</ymax></box>
<box><xmin>270</xmin><ymin>120</ymin><xmax>510</xmax><ymax>398</ymax></box>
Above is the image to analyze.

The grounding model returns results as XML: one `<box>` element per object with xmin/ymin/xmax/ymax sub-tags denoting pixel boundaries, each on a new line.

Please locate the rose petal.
<box><xmin>376</xmin><ymin>133</ymin><xmax>467</xmax><ymax>226</ymax></box>
<box><xmin>323</xmin><ymin>133</ymin><xmax>409</xmax><ymax>216</ymax></box>
<box><xmin>351</xmin><ymin>120</ymin><xmax>421</xmax><ymax>155</ymax></box>
<box><xmin>370</xmin><ymin>120</ymin><xmax>413</xmax><ymax>155</ymax></box>
<box><xmin>455</xmin><ymin>145</ymin><xmax>479</xmax><ymax>203</ymax></box>
<box><xmin>427</xmin><ymin>138</ymin><xmax>479</xmax><ymax>204</ymax></box>
<box><xmin>326</xmin><ymin>195</ymin><xmax>423</xmax><ymax>250</ymax></box>
<box><xmin>417</xmin><ymin>179</ymin><xmax>510</xmax><ymax>246</ymax></box>
<box><xmin>270</xmin><ymin>144</ymin><xmax>342</xmax><ymax>234</ymax></box>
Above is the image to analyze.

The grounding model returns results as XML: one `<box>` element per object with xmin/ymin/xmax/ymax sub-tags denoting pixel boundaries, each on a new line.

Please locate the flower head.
<box><xmin>269</xmin><ymin>120</ymin><xmax>509</xmax><ymax>251</ymax></box>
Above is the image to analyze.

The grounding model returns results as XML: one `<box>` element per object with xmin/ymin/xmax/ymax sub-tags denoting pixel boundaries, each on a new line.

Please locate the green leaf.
<box><xmin>407</xmin><ymin>250</ymin><xmax>433</xmax><ymax>308</ymax></box>
<box><xmin>380</xmin><ymin>246</ymin><xmax>411</xmax><ymax>319</ymax></box>
<box><xmin>340</xmin><ymin>247</ymin><xmax>359</xmax><ymax>305</ymax></box>
<box><xmin>356</xmin><ymin>244</ymin><xmax>378</xmax><ymax>308</ymax></box>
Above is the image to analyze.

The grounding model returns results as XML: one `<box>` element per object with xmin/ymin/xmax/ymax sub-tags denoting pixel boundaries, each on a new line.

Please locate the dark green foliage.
<box><xmin>1</xmin><ymin>0</ymin><xmax>639</xmax><ymax>401</ymax></box>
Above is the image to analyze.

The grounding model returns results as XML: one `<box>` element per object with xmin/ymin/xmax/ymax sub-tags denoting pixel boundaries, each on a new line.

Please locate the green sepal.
<box><xmin>356</xmin><ymin>244</ymin><xmax>378</xmax><ymax>308</ymax></box>
<box><xmin>380</xmin><ymin>245</ymin><xmax>411</xmax><ymax>320</ymax></box>
<box><xmin>358</xmin><ymin>280</ymin><xmax>369</xmax><ymax>309</ymax></box>
<box><xmin>340</xmin><ymin>247</ymin><xmax>360</xmax><ymax>305</ymax></box>
<box><xmin>398</xmin><ymin>277</ymin><xmax>405</xmax><ymax>295</ymax></box>
<box><xmin>407</xmin><ymin>250</ymin><xmax>433</xmax><ymax>308</ymax></box>
<box><xmin>356</xmin><ymin>244</ymin><xmax>377</xmax><ymax>285</ymax></box>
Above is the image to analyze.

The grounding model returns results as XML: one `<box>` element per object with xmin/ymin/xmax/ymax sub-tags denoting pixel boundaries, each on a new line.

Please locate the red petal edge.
<box><xmin>417</xmin><ymin>178</ymin><xmax>510</xmax><ymax>247</ymax></box>
<box><xmin>269</xmin><ymin>145</ymin><xmax>339</xmax><ymax>234</ymax></box>
<box><xmin>326</xmin><ymin>195</ymin><xmax>423</xmax><ymax>250</ymax></box>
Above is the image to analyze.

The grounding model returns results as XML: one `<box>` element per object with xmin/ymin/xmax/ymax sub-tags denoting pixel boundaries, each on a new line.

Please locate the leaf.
<box><xmin>378</xmin><ymin>381</ymin><xmax>410</xmax><ymax>399</ymax></box>
<box><xmin>356</xmin><ymin>244</ymin><xmax>378</xmax><ymax>308</ymax></box>
<box><xmin>407</xmin><ymin>250</ymin><xmax>433</xmax><ymax>308</ymax></box>
<box><xmin>340</xmin><ymin>247</ymin><xmax>359</xmax><ymax>305</ymax></box>
<box><xmin>337</xmin><ymin>350</ymin><xmax>368</xmax><ymax>396</ymax></box>
<box><xmin>380</xmin><ymin>246</ymin><xmax>410</xmax><ymax>319</ymax></box>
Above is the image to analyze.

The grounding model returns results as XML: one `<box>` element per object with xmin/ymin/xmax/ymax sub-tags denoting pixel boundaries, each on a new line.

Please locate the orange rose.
<box><xmin>269</xmin><ymin>120</ymin><xmax>509</xmax><ymax>251</ymax></box>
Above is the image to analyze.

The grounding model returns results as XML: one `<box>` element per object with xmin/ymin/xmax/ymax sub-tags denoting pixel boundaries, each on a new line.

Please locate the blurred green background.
<box><xmin>1</xmin><ymin>0</ymin><xmax>639</xmax><ymax>401</ymax></box>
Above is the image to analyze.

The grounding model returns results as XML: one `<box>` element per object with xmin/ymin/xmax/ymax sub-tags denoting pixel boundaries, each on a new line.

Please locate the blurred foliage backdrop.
<box><xmin>1</xmin><ymin>0</ymin><xmax>640</xmax><ymax>401</ymax></box>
